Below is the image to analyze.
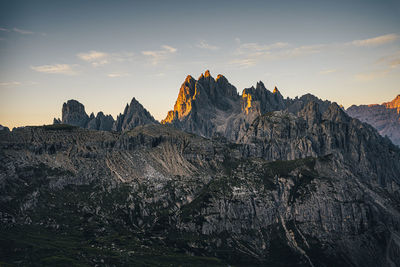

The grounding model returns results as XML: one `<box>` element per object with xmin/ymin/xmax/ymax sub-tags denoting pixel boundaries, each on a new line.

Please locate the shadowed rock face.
<box><xmin>1</xmin><ymin>120</ymin><xmax>400</xmax><ymax>266</ymax></box>
<box><xmin>112</xmin><ymin>97</ymin><xmax>158</xmax><ymax>132</ymax></box>
<box><xmin>61</xmin><ymin>99</ymin><xmax>89</xmax><ymax>128</ymax></box>
<box><xmin>54</xmin><ymin>97</ymin><xmax>157</xmax><ymax>132</ymax></box>
<box><xmin>346</xmin><ymin>95</ymin><xmax>400</xmax><ymax>146</ymax></box>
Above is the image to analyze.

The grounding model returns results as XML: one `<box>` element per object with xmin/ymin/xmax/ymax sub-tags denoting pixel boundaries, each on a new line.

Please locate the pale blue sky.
<box><xmin>0</xmin><ymin>0</ymin><xmax>399</xmax><ymax>128</ymax></box>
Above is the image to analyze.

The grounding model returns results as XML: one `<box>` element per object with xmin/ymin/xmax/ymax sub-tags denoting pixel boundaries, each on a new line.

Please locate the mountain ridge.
<box><xmin>346</xmin><ymin>95</ymin><xmax>400</xmax><ymax>146</ymax></box>
<box><xmin>2</xmin><ymin>70</ymin><xmax>400</xmax><ymax>266</ymax></box>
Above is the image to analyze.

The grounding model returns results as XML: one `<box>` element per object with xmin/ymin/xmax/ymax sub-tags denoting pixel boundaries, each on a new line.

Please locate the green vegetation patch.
<box><xmin>33</xmin><ymin>124</ymin><xmax>78</xmax><ymax>131</ymax></box>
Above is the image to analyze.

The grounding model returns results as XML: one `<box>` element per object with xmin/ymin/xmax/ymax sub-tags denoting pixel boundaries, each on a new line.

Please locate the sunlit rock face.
<box><xmin>161</xmin><ymin>70</ymin><xmax>240</xmax><ymax>138</ymax></box>
<box><xmin>347</xmin><ymin>95</ymin><xmax>400</xmax><ymax>146</ymax></box>
<box><xmin>242</xmin><ymin>83</ymin><xmax>285</xmax><ymax>115</ymax></box>
<box><xmin>162</xmin><ymin>70</ymin><xmax>333</xmax><ymax>141</ymax></box>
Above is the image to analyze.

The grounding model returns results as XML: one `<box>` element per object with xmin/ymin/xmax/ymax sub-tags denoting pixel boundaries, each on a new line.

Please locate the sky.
<box><xmin>0</xmin><ymin>0</ymin><xmax>399</xmax><ymax>128</ymax></box>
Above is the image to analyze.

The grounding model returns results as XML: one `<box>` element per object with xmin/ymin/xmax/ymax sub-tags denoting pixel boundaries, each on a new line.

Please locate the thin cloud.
<box><xmin>231</xmin><ymin>42</ymin><xmax>323</xmax><ymax>68</ymax></box>
<box><xmin>77</xmin><ymin>50</ymin><xmax>109</xmax><ymax>66</ymax></box>
<box><xmin>351</xmin><ymin>34</ymin><xmax>398</xmax><ymax>47</ymax></box>
<box><xmin>229</xmin><ymin>58</ymin><xmax>257</xmax><ymax>68</ymax></box>
<box><xmin>196</xmin><ymin>40</ymin><xmax>219</xmax><ymax>50</ymax></box>
<box><xmin>31</xmin><ymin>64</ymin><xmax>77</xmax><ymax>75</ymax></box>
<box><xmin>239</xmin><ymin>42</ymin><xmax>289</xmax><ymax>53</ymax></box>
<box><xmin>0</xmin><ymin>26</ymin><xmax>45</xmax><ymax>36</ymax></box>
<box><xmin>377</xmin><ymin>51</ymin><xmax>400</xmax><ymax>68</ymax></box>
<box><xmin>0</xmin><ymin>81</ymin><xmax>21</xmax><ymax>87</ymax></box>
<box><xmin>319</xmin><ymin>69</ymin><xmax>337</xmax><ymax>75</ymax></box>
<box><xmin>389</xmin><ymin>59</ymin><xmax>400</xmax><ymax>68</ymax></box>
<box><xmin>77</xmin><ymin>50</ymin><xmax>134</xmax><ymax>66</ymax></box>
<box><xmin>107</xmin><ymin>73</ymin><xmax>131</xmax><ymax>78</ymax></box>
<box><xmin>286</xmin><ymin>44</ymin><xmax>324</xmax><ymax>57</ymax></box>
<box><xmin>142</xmin><ymin>45</ymin><xmax>177</xmax><ymax>65</ymax></box>
<box><xmin>0</xmin><ymin>81</ymin><xmax>38</xmax><ymax>87</ymax></box>
<box><xmin>354</xmin><ymin>69</ymin><xmax>390</xmax><ymax>82</ymax></box>
<box><xmin>13</xmin><ymin>27</ymin><xmax>34</xmax><ymax>35</ymax></box>
<box><xmin>162</xmin><ymin>45</ymin><xmax>177</xmax><ymax>53</ymax></box>
<box><xmin>231</xmin><ymin>34</ymin><xmax>400</xmax><ymax>69</ymax></box>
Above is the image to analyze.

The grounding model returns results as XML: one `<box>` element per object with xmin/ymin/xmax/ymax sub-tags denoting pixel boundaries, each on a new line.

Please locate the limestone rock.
<box><xmin>1</xmin><ymin>120</ymin><xmax>400</xmax><ymax>266</ymax></box>
<box><xmin>162</xmin><ymin>71</ymin><xmax>332</xmax><ymax>141</ymax></box>
<box><xmin>112</xmin><ymin>97</ymin><xmax>158</xmax><ymax>132</ymax></box>
<box><xmin>346</xmin><ymin>95</ymin><xmax>400</xmax><ymax>146</ymax></box>
<box><xmin>61</xmin><ymin>99</ymin><xmax>89</xmax><ymax>127</ymax></box>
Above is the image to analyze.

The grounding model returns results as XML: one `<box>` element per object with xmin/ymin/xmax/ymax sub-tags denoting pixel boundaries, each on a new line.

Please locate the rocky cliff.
<box><xmin>346</xmin><ymin>95</ymin><xmax>400</xmax><ymax>146</ymax></box>
<box><xmin>1</xmin><ymin>103</ymin><xmax>400</xmax><ymax>266</ymax></box>
<box><xmin>54</xmin><ymin>97</ymin><xmax>157</xmax><ymax>132</ymax></box>
<box><xmin>112</xmin><ymin>97</ymin><xmax>158</xmax><ymax>132</ymax></box>
<box><xmin>162</xmin><ymin>70</ymin><xmax>333</xmax><ymax>142</ymax></box>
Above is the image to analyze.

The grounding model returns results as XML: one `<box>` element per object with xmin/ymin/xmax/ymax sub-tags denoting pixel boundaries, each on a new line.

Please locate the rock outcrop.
<box><xmin>61</xmin><ymin>99</ymin><xmax>89</xmax><ymax>128</ymax></box>
<box><xmin>112</xmin><ymin>97</ymin><xmax>157</xmax><ymax>132</ymax></box>
<box><xmin>161</xmin><ymin>71</ymin><xmax>239</xmax><ymax>138</ymax></box>
<box><xmin>162</xmin><ymin>70</ymin><xmax>333</xmax><ymax>142</ymax></box>
<box><xmin>0</xmin><ymin>124</ymin><xmax>10</xmax><ymax>132</ymax></box>
<box><xmin>346</xmin><ymin>95</ymin><xmax>400</xmax><ymax>146</ymax></box>
<box><xmin>54</xmin><ymin>97</ymin><xmax>156</xmax><ymax>132</ymax></box>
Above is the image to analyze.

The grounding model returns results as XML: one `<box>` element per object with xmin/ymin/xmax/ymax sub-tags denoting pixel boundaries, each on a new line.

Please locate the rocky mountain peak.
<box><xmin>323</xmin><ymin>102</ymin><xmax>350</xmax><ymax>123</ymax></box>
<box><xmin>256</xmin><ymin>81</ymin><xmax>265</xmax><ymax>90</ymax></box>
<box><xmin>384</xmin><ymin>94</ymin><xmax>400</xmax><ymax>113</ymax></box>
<box><xmin>185</xmin><ymin>75</ymin><xmax>195</xmax><ymax>83</ymax></box>
<box><xmin>216</xmin><ymin>74</ymin><xmax>226</xmax><ymax>81</ymax></box>
<box><xmin>113</xmin><ymin>97</ymin><xmax>157</xmax><ymax>132</ymax></box>
<box><xmin>55</xmin><ymin>97</ymin><xmax>156</xmax><ymax>132</ymax></box>
<box><xmin>61</xmin><ymin>99</ymin><xmax>89</xmax><ymax>128</ymax></box>
<box><xmin>162</xmin><ymin>71</ymin><xmax>238</xmax><ymax>126</ymax></box>
<box><xmin>241</xmin><ymin>81</ymin><xmax>286</xmax><ymax>115</ymax></box>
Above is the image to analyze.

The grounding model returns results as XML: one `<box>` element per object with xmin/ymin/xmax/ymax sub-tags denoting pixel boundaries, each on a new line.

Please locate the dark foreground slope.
<box><xmin>1</xmin><ymin>121</ymin><xmax>400</xmax><ymax>266</ymax></box>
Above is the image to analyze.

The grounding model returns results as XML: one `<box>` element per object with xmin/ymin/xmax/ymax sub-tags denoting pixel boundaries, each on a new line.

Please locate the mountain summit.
<box><xmin>383</xmin><ymin>94</ymin><xmax>400</xmax><ymax>113</ymax></box>
<box><xmin>162</xmin><ymin>70</ymin><xmax>330</xmax><ymax>140</ymax></box>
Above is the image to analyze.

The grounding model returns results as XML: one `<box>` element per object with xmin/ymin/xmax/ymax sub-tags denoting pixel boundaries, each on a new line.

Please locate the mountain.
<box><xmin>346</xmin><ymin>95</ymin><xmax>400</xmax><ymax>146</ymax></box>
<box><xmin>112</xmin><ymin>97</ymin><xmax>158</xmax><ymax>132</ymax></box>
<box><xmin>162</xmin><ymin>70</ymin><xmax>332</xmax><ymax>141</ymax></box>
<box><xmin>1</xmin><ymin>120</ymin><xmax>399</xmax><ymax>266</ymax></box>
<box><xmin>54</xmin><ymin>97</ymin><xmax>157</xmax><ymax>132</ymax></box>
<box><xmin>2</xmin><ymin>72</ymin><xmax>400</xmax><ymax>266</ymax></box>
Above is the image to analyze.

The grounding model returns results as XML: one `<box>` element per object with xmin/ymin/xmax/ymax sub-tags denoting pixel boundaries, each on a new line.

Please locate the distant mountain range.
<box><xmin>2</xmin><ymin>71</ymin><xmax>399</xmax><ymax>266</ymax></box>
<box><xmin>346</xmin><ymin>95</ymin><xmax>400</xmax><ymax>146</ymax></box>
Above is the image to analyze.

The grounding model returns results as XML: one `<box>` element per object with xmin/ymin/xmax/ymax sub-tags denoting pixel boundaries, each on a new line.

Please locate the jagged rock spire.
<box><xmin>112</xmin><ymin>97</ymin><xmax>157</xmax><ymax>132</ymax></box>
